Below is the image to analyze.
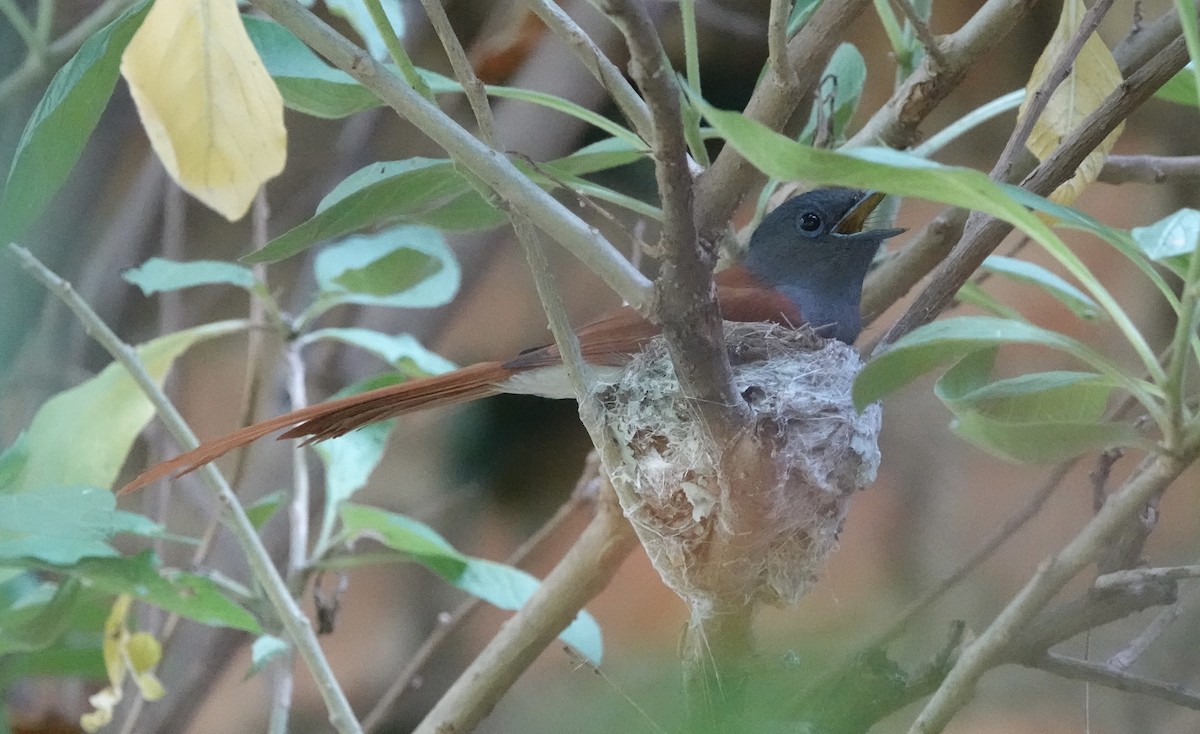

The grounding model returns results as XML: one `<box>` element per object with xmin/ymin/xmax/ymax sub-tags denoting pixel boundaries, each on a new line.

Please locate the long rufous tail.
<box><xmin>119</xmin><ymin>361</ymin><xmax>513</xmax><ymax>494</ymax></box>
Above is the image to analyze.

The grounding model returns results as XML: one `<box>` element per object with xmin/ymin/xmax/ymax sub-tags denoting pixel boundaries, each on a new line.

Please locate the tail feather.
<box><xmin>119</xmin><ymin>362</ymin><xmax>511</xmax><ymax>495</ymax></box>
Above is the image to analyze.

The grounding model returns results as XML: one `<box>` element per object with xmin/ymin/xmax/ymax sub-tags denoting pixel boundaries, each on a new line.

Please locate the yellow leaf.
<box><xmin>82</xmin><ymin>595</ymin><xmax>169</xmax><ymax>731</ymax></box>
<box><xmin>121</xmin><ymin>0</ymin><xmax>286</xmax><ymax>220</ymax></box>
<box><xmin>1016</xmin><ymin>0</ymin><xmax>1123</xmax><ymax>206</ymax></box>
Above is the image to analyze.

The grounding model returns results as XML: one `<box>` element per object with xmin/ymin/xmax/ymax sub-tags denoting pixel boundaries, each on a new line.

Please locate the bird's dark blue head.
<box><xmin>744</xmin><ymin>188</ymin><xmax>904</xmax><ymax>344</ymax></box>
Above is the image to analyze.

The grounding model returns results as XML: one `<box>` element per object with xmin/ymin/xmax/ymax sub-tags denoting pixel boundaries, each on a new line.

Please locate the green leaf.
<box><xmin>338</xmin><ymin>503</ymin><xmax>467</xmax><ymax>579</ymax></box>
<box><xmin>787</xmin><ymin>0</ymin><xmax>822</xmax><ymax>35</ymax></box>
<box><xmin>124</xmin><ymin>258</ymin><xmax>258</xmax><ymax>295</ymax></box>
<box><xmin>980</xmin><ymin>255</ymin><xmax>1101</xmax><ymax>319</ymax></box>
<box><xmin>537</xmin><ymin>137</ymin><xmax>647</xmax><ymax>177</ymax></box>
<box><xmin>932</xmin><ymin>350</ymin><xmax>1142</xmax><ymax>462</ymax></box>
<box><xmin>248</xmin><ymin>634</ymin><xmax>290</xmax><ymax>678</ymax></box>
<box><xmin>8</xmin><ymin>320</ymin><xmax>245</xmax><ymax>493</ymax></box>
<box><xmin>0</xmin><ymin>0</ymin><xmax>153</xmax><ymax>244</ymax></box>
<box><xmin>800</xmin><ymin>43</ymin><xmax>866</xmax><ymax>144</ymax></box>
<box><xmin>244</xmin><ymin>159</ymin><xmax>488</xmax><ymax>264</ymax></box>
<box><xmin>299</xmin><ymin>328</ymin><xmax>456</xmax><ymax>376</ymax></box>
<box><xmin>1154</xmin><ymin>62</ymin><xmax>1199</xmax><ymax>106</ymax></box>
<box><xmin>245</xmin><ymin>15</ymin><xmax>380</xmax><ymax>119</ymax></box>
<box><xmin>0</xmin><ymin>486</ymin><xmax>132</xmax><ymax>564</ymax></box>
<box><xmin>852</xmin><ymin>316</ymin><xmax>1138</xmax><ymax>410</ymax></box>
<box><xmin>1131</xmin><ymin>208</ymin><xmax>1200</xmax><ymax>261</ymax></box>
<box><xmin>245</xmin><ymin>490</ymin><xmax>286</xmax><ymax>530</ymax></box>
<box><xmin>337</xmin><ymin>503</ymin><xmax>603</xmax><ymax>663</ymax></box>
<box><xmin>0</xmin><ymin>577</ymin><xmax>80</xmax><ymax>654</ymax></box>
<box><xmin>698</xmin><ymin>98</ymin><xmax>1055</xmax><ymax>241</ymax></box>
<box><xmin>313</xmin><ymin>227</ymin><xmax>460</xmax><ymax>309</ymax></box>
<box><xmin>45</xmin><ymin>552</ymin><xmax>260</xmax><ymax>632</ymax></box>
<box><xmin>333</xmin><ymin>246</ymin><xmax>442</xmax><ymax>296</ymax></box>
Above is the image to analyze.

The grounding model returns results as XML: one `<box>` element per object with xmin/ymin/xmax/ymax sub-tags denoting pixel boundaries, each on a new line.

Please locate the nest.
<box><xmin>597</xmin><ymin>322</ymin><xmax>882</xmax><ymax>613</ymax></box>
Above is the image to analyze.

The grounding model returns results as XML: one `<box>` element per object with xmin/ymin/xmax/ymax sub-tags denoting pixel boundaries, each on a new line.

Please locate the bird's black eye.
<box><xmin>798</xmin><ymin>212</ymin><xmax>822</xmax><ymax>232</ymax></box>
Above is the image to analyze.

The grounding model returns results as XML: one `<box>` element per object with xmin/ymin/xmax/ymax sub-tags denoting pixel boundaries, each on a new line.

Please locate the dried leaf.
<box><xmin>120</xmin><ymin>0</ymin><xmax>286</xmax><ymax>220</ymax></box>
<box><xmin>1017</xmin><ymin>0</ymin><xmax>1124</xmax><ymax>205</ymax></box>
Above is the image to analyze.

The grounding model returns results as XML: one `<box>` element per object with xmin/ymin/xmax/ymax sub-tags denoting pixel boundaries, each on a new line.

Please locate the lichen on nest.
<box><xmin>597</xmin><ymin>322</ymin><xmax>882</xmax><ymax>611</ymax></box>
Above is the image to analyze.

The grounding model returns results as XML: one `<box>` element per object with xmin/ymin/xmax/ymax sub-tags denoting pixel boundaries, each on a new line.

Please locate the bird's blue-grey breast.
<box><xmin>743</xmin><ymin>189</ymin><xmax>904</xmax><ymax>344</ymax></box>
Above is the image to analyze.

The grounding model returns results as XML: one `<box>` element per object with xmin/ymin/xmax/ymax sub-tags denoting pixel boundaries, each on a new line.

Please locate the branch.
<box><xmin>248</xmin><ymin>0</ymin><xmax>652</xmax><ymax>310</ymax></box>
<box><xmin>7</xmin><ymin>245</ymin><xmax>363</xmax><ymax>734</ymax></box>
<box><xmin>1099</xmin><ymin>154</ymin><xmax>1200</xmax><ymax>183</ymax></box>
<box><xmin>909</xmin><ymin>453</ymin><xmax>1191</xmax><ymax>734</ymax></box>
<box><xmin>888</xmin><ymin>0</ymin><xmax>947</xmax><ymax>69</ymax></box>
<box><xmin>1031</xmin><ymin>653</ymin><xmax>1200</xmax><ymax>710</ymax></box>
<box><xmin>694</xmin><ymin>0</ymin><xmax>872</xmax><ymax>242</ymax></box>
<box><xmin>846</xmin><ymin>0</ymin><xmax>1043</xmax><ymax>149</ymax></box>
<box><xmin>879</xmin><ymin>34</ymin><xmax>1191</xmax><ymax>348</ymax></box>
<box><xmin>600</xmin><ymin>0</ymin><xmax>743</xmax><ymax>425</ymax></box>
<box><xmin>410</xmin><ymin>480</ymin><xmax>637</xmax><ymax>734</ymax></box>
<box><xmin>521</xmin><ymin>0</ymin><xmax>653</xmax><ymax>141</ymax></box>
<box><xmin>1096</xmin><ymin>564</ymin><xmax>1200</xmax><ymax>590</ymax></box>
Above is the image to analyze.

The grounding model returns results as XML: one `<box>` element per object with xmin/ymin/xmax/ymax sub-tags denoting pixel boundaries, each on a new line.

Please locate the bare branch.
<box><xmin>910</xmin><ymin>453</ymin><xmax>1191</xmax><ymax>734</ymax></box>
<box><xmin>600</xmin><ymin>0</ymin><xmax>743</xmax><ymax>425</ymax></box>
<box><xmin>1100</xmin><ymin>154</ymin><xmax>1200</xmax><ymax>184</ymax></box>
<box><xmin>1031</xmin><ymin>653</ymin><xmax>1200</xmax><ymax>711</ymax></box>
<box><xmin>1096</xmin><ymin>565</ymin><xmax>1200</xmax><ymax>590</ymax></box>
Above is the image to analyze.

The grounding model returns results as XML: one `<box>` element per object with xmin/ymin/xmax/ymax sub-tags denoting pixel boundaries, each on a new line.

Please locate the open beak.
<box><xmin>834</xmin><ymin>191</ymin><xmax>906</xmax><ymax>240</ymax></box>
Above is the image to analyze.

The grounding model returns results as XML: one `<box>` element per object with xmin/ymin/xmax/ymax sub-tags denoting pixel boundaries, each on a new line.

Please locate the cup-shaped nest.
<box><xmin>598</xmin><ymin>322</ymin><xmax>882</xmax><ymax>614</ymax></box>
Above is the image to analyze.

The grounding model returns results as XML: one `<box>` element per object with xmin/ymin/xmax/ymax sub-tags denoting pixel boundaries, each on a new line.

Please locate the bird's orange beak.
<box><xmin>833</xmin><ymin>191</ymin><xmax>888</xmax><ymax>235</ymax></box>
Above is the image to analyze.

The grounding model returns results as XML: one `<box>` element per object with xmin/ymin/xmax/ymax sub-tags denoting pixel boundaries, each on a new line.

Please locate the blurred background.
<box><xmin>3</xmin><ymin>0</ymin><xmax>1200</xmax><ymax>732</ymax></box>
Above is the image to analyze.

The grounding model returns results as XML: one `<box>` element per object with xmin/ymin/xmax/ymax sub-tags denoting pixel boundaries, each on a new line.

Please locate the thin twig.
<box><xmin>363</xmin><ymin>486</ymin><xmax>594</xmax><ymax>732</ymax></box>
<box><xmin>1031</xmin><ymin>653</ymin><xmax>1200</xmax><ymax>711</ymax></box>
<box><xmin>1095</xmin><ymin>565</ymin><xmax>1200</xmax><ymax>590</ymax></box>
<box><xmin>418</xmin><ymin>0</ymin><xmax>495</xmax><ymax>144</ymax></box>
<box><xmin>1107</xmin><ymin>589</ymin><xmax>1192</xmax><ymax>671</ymax></box>
<box><xmin>846</xmin><ymin>0</ymin><xmax>1042</xmax><ymax>149</ymax></box>
<box><xmin>695</xmin><ymin>0</ymin><xmax>871</xmax><ymax>242</ymax></box>
<box><xmin>872</xmin><ymin>458</ymin><xmax>1080</xmax><ymax>647</ymax></box>
<box><xmin>520</xmin><ymin>0</ymin><xmax>653</xmax><ymax>142</ymax></box>
<box><xmin>0</xmin><ymin>0</ymin><xmax>137</xmax><ymax>105</ymax></box>
<box><xmin>888</xmin><ymin>0</ymin><xmax>946</xmax><ymax>68</ymax></box>
<box><xmin>1</xmin><ymin>0</ymin><xmax>42</xmax><ymax>54</ymax></box>
<box><xmin>8</xmin><ymin>244</ymin><xmax>364</xmax><ymax>734</ymax></box>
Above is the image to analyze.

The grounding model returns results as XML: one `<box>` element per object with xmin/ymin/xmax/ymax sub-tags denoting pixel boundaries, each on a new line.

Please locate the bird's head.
<box><xmin>743</xmin><ymin>188</ymin><xmax>905</xmax><ymax>342</ymax></box>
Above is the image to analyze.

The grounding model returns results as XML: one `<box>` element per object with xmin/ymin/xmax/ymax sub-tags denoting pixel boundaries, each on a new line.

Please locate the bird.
<box><xmin>119</xmin><ymin>187</ymin><xmax>903</xmax><ymax>494</ymax></box>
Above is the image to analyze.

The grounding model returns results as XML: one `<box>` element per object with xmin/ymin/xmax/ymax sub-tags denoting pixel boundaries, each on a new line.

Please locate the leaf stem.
<box><xmin>0</xmin><ymin>0</ymin><xmax>43</xmax><ymax>55</ymax></box>
<box><xmin>361</xmin><ymin>0</ymin><xmax>434</xmax><ymax>101</ymax></box>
